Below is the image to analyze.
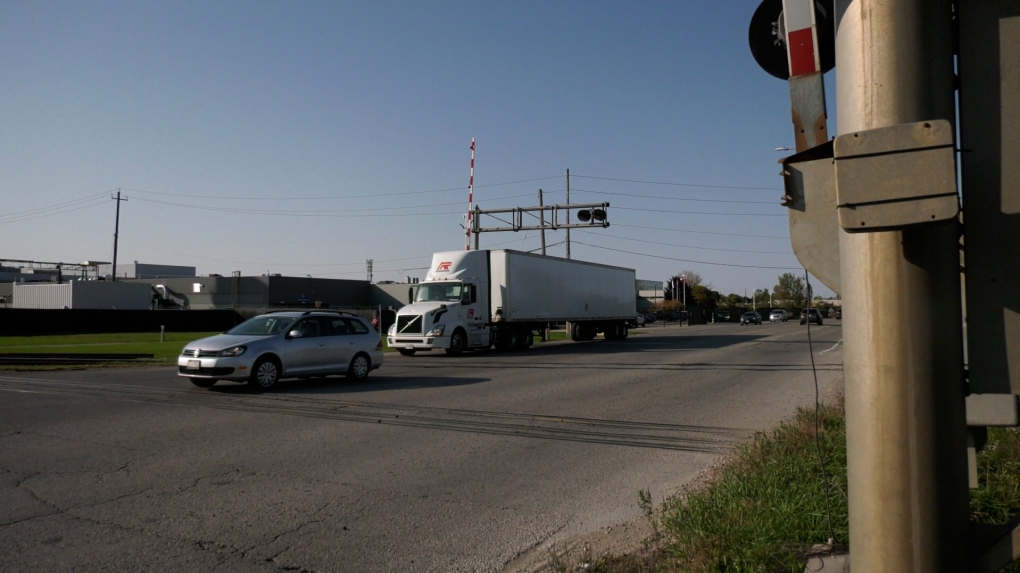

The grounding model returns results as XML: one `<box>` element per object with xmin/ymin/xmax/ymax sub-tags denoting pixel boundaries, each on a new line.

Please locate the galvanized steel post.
<box><xmin>835</xmin><ymin>0</ymin><xmax>969</xmax><ymax>570</ymax></box>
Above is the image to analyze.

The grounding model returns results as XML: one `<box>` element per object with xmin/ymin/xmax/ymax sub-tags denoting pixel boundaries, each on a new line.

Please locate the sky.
<box><xmin>1</xmin><ymin>0</ymin><xmax>838</xmax><ymax>298</ymax></box>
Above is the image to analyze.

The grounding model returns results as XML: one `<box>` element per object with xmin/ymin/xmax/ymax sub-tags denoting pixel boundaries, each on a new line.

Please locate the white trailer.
<box><xmin>387</xmin><ymin>250</ymin><xmax>636</xmax><ymax>355</ymax></box>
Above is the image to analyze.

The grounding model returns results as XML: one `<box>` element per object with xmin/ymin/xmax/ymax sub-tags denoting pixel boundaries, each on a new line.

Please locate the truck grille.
<box><xmin>396</xmin><ymin>314</ymin><xmax>423</xmax><ymax>334</ymax></box>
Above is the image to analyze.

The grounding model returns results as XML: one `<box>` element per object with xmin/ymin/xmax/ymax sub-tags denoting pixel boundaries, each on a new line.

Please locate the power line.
<box><xmin>129</xmin><ymin>196</ymin><xmax>466</xmax><ymax>217</ymax></box>
<box><xmin>571</xmin><ymin>240</ymin><xmax>801</xmax><ymax>270</ymax></box>
<box><xmin>120</xmin><ymin>176</ymin><xmax>563</xmax><ymax>201</ymax></box>
<box><xmin>0</xmin><ymin>192</ymin><xmax>110</xmax><ymax>224</ymax></box>
<box><xmin>612</xmin><ymin>223</ymin><xmax>788</xmax><ymax>240</ymax></box>
<box><xmin>572</xmin><ymin>174</ymin><xmax>783</xmax><ymax>191</ymax></box>
<box><xmin>573</xmin><ymin>229</ymin><xmax>793</xmax><ymax>255</ymax></box>
<box><xmin>571</xmin><ymin>187</ymin><xmax>778</xmax><ymax>205</ymax></box>
<box><xmin>617</xmin><ymin>206</ymin><xmax>786</xmax><ymax>217</ymax></box>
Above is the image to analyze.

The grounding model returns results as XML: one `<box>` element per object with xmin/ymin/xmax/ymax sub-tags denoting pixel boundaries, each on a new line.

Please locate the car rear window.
<box><xmin>347</xmin><ymin>318</ymin><xmax>370</xmax><ymax>334</ymax></box>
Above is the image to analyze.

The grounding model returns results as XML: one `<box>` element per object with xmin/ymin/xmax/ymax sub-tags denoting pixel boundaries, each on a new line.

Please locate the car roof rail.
<box><xmin>305</xmin><ymin>309</ymin><xmax>359</xmax><ymax>317</ymax></box>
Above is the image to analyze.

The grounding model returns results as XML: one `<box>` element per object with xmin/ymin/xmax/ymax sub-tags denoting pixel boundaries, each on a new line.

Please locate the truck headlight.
<box><xmin>427</xmin><ymin>324</ymin><xmax>446</xmax><ymax>336</ymax></box>
<box><xmin>387</xmin><ymin>324</ymin><xmax>396</xmax><ymax>336</ymax></box>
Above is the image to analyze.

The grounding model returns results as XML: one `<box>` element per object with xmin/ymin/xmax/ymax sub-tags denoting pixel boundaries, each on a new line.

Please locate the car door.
<box><xmin>284</xmin><ymin>317</ymin><xmax>332</xmax><ymax>374</ymax></box>
<box><xmin>321</xmin><ymin>317</ymin><xmax>357</xmax><ymax>373</ymax></box>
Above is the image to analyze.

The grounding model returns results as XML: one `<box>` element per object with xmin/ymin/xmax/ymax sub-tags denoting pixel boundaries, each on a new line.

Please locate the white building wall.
<box><xmin>13</xmin><ymin>282</ymin><xmax>152</xmax><ymax>309</ymax></box>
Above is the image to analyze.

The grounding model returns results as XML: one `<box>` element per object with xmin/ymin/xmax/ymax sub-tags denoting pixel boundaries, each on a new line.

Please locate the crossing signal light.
<box><xmin>577</xmin><ymin>208</ymin><xmax>607</xmax><ymax>223</ymax></box>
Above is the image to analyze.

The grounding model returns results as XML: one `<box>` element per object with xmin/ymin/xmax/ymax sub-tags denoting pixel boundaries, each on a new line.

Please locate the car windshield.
<box><xmin>415</xmin><ymin>282</ymin><xmax>463</xmax><ymax>303</ymax></box>
<box><xmin>226</xmin><ymin>315</ymin><xmax>297</xmax><ymax>336</ymax></box>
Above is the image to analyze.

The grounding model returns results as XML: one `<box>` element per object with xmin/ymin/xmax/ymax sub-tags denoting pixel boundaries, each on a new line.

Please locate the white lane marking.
<box><xmin>819</xmin><ymin>339</ymin><xmax>843</xmax><ymax>355</ymax></box>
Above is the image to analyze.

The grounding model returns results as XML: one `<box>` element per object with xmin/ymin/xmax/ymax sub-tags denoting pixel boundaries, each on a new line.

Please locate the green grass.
<box><xmin>0</xmin><ymin>328</ymin><xmax>572</xmax><ymax>367</ymax></box>
<box><xmin>553</xmin><ymin>397</ymin><xmax>1020</xmax><ymax>572</ymax></box>
<box><xmin>0</xmin><ymin>332</ymin><xmax>222</xmax><ymax>364</ymax></box>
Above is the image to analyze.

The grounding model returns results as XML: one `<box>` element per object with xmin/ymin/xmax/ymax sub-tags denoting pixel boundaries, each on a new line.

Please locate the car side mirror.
<box><xmin>287</xmin><ymin>329</ymin><xmax>303</xmax><ymax>339</ymax></box>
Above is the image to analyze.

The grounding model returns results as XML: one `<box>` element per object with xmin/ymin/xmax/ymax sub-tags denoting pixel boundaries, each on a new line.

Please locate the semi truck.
<box><xmin>387</xmin><ymin>249</ymin><xmax>636</xmax><ymax>355</ymax></box>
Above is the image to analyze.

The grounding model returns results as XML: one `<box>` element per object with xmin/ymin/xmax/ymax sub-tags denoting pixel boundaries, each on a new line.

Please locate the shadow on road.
<box><xmin>206</xmin><ymin>375</ymin><xmax>490</xmax><ymax>395</ymax></box>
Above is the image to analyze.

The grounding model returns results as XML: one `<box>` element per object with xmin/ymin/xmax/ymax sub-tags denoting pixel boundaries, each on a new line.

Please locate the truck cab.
<box><xmin>387</xmin><ymin>251</ymin><xmax>490</xmax><ymax>355</ymax></box>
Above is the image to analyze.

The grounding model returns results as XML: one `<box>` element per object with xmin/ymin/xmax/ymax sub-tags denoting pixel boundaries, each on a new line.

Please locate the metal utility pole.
<box><xmin>538</xmin><ymin>189</ymin><xmax>547</xmax><ymax>255</ymax></box>
<box><xmin>111</xmin><ymin>190</ymin><xmax>127</xmax><ymax>282</ymax></box>
<box><xmin>565</xmin><ymin>169</ymin><xmax>571</xmax><ymax>259</ymax></box>
<box><xmin>835</xmin><ymin>1</ymin><xmax>968</xmax><ymax>570</ymax></box>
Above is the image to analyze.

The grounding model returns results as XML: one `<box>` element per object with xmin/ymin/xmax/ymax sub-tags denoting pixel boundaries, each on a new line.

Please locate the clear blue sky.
<box><xmin>1</xmin><ymin>0</ymin><xmax>837</xmax><ymax>298</ymax></box>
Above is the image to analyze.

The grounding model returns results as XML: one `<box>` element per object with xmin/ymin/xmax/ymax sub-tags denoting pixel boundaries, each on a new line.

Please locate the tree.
<box><xmin>691</xmin><ymin>284</ymin><xmax>715</xmax><ymax>307</ymax></box>
<box><xmin>774</xmin><ymin>273</ymin><xmax>807</xmax><ymax>308</ymax></box>
<box><xmin>680</xmin><ymin>270</ymin><xmax>703</xmax><ymax>289</ymax></box>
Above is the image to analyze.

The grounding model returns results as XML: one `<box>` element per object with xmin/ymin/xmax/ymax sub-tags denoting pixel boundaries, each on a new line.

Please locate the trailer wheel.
<box><xmin>570</xmin><ymin>322</ymin><xmax>584</xmax><ymax>342</ymax></box>
<box><xmin>512</xmin><ymin>327</ymin><xmax>531</xmax><ymax>350</ymax></box>
<box><xmin>445</xmin><ymin>329</ymin><xmax>467</xmax><ymax>355</ymax></box>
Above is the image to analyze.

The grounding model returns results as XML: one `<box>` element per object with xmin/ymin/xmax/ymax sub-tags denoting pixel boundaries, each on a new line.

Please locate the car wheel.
<box><xmin>190</xmin><ymin>379</ymin><xmax>216</xmax><ymax>388</ymax></box>
<box><xmin>347</xmin><ymin>353</ymin><xmax>371</xmax><ymax>380</ymax></box>
<box><xmin>248</xmin><ymin>357</ymin><xmax>280</xmax><ymax>390</ymax></box>
<box><xmin>445</xmin><ymin>329</ymin><xmax>467</xmax><ymax>355</ymax></box>
<box><xmin>398</xmin><ymin>348</ymin><xmax>416</xmax><ymax>356</ymax></box>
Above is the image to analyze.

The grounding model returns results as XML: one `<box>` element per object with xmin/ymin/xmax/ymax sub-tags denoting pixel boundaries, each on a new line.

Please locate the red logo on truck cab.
<box><xmin>436</xmin><ymin>261</ymin><xmax>452</xmax><ymax>272</ymax></box>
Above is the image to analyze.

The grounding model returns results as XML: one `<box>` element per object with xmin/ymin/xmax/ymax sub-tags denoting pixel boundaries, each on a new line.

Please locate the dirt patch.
<box><xmin>503</xmin><ymin>378</ymin><xmax>846</xmax><ymax>572</ymax></box>
<box><xmin>502</xmin><ymin>454</ymin><xmax>735</xmax><ymax>573</ymax></box>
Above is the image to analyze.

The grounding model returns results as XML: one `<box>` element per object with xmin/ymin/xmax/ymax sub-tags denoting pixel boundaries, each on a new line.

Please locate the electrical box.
<box><xmin>834</xmin><ymin>120</ymin><xmax>960</xmax><ymax>233</ymax></box>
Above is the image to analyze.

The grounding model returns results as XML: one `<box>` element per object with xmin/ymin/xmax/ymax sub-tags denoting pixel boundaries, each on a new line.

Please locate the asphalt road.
<box><xmin>0</xmin><ymin>321</ymin><xmax>843</xmax><ymax>572</ymax></box>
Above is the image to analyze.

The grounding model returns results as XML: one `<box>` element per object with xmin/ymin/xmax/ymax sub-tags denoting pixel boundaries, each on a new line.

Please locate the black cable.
<box><xmin>805</xmin><ymin>269</ymin><xmax>836</xmax><ymax>545</ymax></box>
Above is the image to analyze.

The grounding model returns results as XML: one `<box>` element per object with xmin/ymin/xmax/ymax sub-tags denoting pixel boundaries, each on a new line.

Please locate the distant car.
<box><xmin>628</xmin><ymin>315</ymin><xmax>644</xmax><ymax>328</ymax></box>
<box><xmin>643</xmin><ymin>313</ymin><xmax>656</xmax><ymax>324</ymax></box>
<box><xmin>769</xmin><ymin>309</ymin><xmax>788</xmax><ymax>322</ymax></box>
<box><xmin>800</xmin><ymin>308</ymin><xmax>824</xmax><ymax>325</ymax></box>
<box><xmin>836</xmin><ymin>308</ymin><xmax>842</xmax><ymax>319</ymax></box>
<box><xmin>178</xmin><ymin>311</ymin><xmax>383</xmax><ymax>390</ymax></box>
<box><xmin>740</xmin><ymin>311</ymin><xmax>762</xmax><ymax>325</ymax></box>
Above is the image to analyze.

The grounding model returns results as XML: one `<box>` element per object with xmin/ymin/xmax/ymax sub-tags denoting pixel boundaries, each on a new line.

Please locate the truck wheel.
<box><xmin>570</xmin><ymin>322</ymin><xmax>584</xmax><ymax>342</ymax></box>
<box><xmin>445</xmin><ymin>329</ymin><xmax>467</xmax><ymax>355</ymax></box>
<box><xmin>398</xmin><ymin>348</ymin><xmax>416</xmax><ymax>356</ymax></box>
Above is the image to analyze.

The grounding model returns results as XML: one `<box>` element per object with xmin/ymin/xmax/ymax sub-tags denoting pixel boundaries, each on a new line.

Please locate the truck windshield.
<box><xmin>415</xmin><ymin>282</ymin><xmax>463</xmax><ymax>303</ymax></box>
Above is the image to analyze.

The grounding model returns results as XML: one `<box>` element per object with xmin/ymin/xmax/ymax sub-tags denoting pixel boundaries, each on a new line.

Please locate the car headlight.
<box><xmin>427</xmin><ymin>324</ymin><xmax>445</xmax><ymax>336</ymax></box>
<box><xmin>217</xmin><ymin>345</ymin><xmax>247</xmax><ymax>357</ymax></box>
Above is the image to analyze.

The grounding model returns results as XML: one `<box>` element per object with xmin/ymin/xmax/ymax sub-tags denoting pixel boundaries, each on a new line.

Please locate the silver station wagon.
<box><xmin>178</xmin><ymin>311</ymin><xmax>383</xmax><ymax>390</ymax></box>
